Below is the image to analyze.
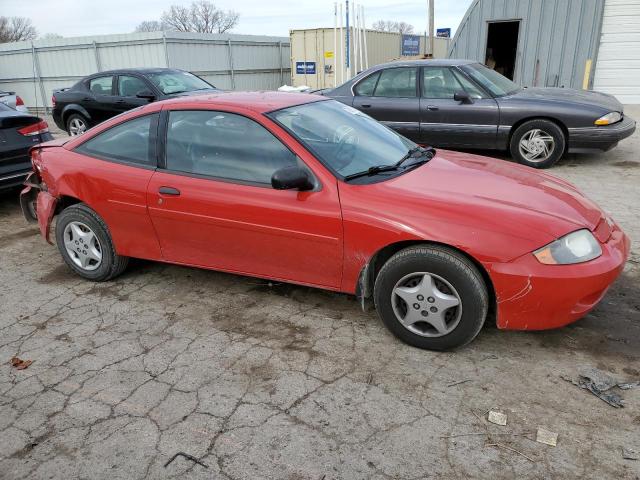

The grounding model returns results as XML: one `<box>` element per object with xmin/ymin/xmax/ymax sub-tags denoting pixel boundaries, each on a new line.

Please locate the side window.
<box><xmin>354</xmin><ymin>72</ymin><xmax>380</xmax><ymax>96</ymax></box>
<box><xmin>451</xmin><ymin>69</ymin><xmax>487</xmax><ymax>99</ymax></box>
<box><xmin>421</xmin><ymin>67</ymin><xmax>464</xmax><ymax>99</ymax></box>
<box><xmin>166</xmin><ymin>110</ymin><xmax>297</xmax><ymax>185</ymax></box>
<box><xmin>118</xmin><ymin>75</ymin><xmax>149</xmax><ymax>97</ymax></box>
<box><xmin>373</xmin><ymin>68</ymin><xmax>417</xmax><ymax>98</ymax></box>
<box><xmin>88</xmin><ymin>76</ymin><xmax>114</xmax><ymax>96</ymax></box>
<box><xmin>75</xmin><ymin>114</ymin><xmax>156</xmax><ymax>166</ymax></box>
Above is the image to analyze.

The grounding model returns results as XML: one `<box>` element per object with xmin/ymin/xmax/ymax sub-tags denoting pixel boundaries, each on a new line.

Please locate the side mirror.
<box><xmin>136</xmin><ymin>90</ymin><xmax>156</xmax><ymax>100</ymax></box>
<box><xmin>271</xmin><ymin>166</ymin><xmax>314</xmax><ymax>191</ymax></box>
<box><xmin>454</xmin><ymin>90</ymin><xmax>472</xmax><ymax>103</ymax></box>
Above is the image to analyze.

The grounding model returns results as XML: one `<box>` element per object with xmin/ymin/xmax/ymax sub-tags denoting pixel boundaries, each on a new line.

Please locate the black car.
<box><xmin>52</xmin><ymin>68</ymin><xmax>217</xmax><ymax>135</ymax></box>
<box><xmin>323</xmin><ymin>59</ymin><xmax>636</xmax><ymax>168</ymax></box>
<box><xmin>0</xmin><ymin>103</ymin><xmax>53</xmax><ymax>191</ymax></box>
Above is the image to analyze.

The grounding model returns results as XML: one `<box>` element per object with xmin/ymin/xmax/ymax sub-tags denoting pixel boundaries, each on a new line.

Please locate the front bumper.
<box><xmin>567</xmin><ymin>115</ymin><xmax>636</xmax><ymax>153</ymax></box>
<box><xmin>490</xmin><ymin>221</ymin><xmax>630</xmax><ymax>330</ymax></box>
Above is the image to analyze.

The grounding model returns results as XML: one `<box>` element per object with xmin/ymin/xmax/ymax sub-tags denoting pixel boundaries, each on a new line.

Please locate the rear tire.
<box><xmin>510</xmin><ymin>119</ymin><xmax>565</xmax><ymax>169</ymax></box>
<box><xmin>55</xmin><ymin>204</ymin><xmax>128</xmax><ymax>281</ymax></box>
<box><xmin>373</xmin><ymin>245</ymin><xmax>488</xmax><ymax>351</ymax></box>
<box><xmin>66</xmin><ymin>113</ymin><xmax>90</xmax><ymax>136</ymax></box>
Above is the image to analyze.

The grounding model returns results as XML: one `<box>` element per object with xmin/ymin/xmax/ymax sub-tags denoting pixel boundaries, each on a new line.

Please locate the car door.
<box><xmin>146</xmin><ymin>108</ymin><xmax>344</xmax><ymax>289</ymax></box>
<box><xmin>351</xmin><ymin>67</ymin><xmax>420</xmax><ymax>141</ymax></box>
<box><xmin>419</xmin><ymin>66</ymin><xmax>500</xmax><ymax>148</ymax></box>
<box><xmin>69</xmin><ymin>112</ymin><xmax>163</xmax><ymax>259</ymax></box>
<box><xmin>114</xmin><ymin>75</ymin><xmax>154</xmax><ymax>114</ymax></box>
<box><xmin>86</xmin><ymin>75</ymin><xmax>118</xmax><ymax>124</ymax></box>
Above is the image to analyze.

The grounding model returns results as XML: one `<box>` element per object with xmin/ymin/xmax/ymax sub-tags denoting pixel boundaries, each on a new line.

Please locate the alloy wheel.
<box><xmin>519</xmin><ymin>128</ymin><xmax>555</xmax><ymax>163</ymax></box>
<box><xmin>391</xmin><ymin>272</ymin><xmax>462</xmax><ymax>337</ymax></box>
<box><xmin>62</xmin><ymin>221</ymin><xmax>102</xmax><ymax>271</ymax></box>
<box><xmin>69</xmin><ymin>118</ymin><xmax>87</xmax><ymax>136</ymax></box>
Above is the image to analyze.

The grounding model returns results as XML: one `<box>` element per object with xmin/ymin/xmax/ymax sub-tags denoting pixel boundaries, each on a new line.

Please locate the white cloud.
<box><xmin>2</xmin><ymin>0</ymin><xmax>473</xmax><ymax>38</ymax></box>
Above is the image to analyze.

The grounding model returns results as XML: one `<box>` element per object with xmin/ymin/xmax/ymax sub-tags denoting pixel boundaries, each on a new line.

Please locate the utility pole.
<box><xmin>428</xmin><ymin>0</ymin><xmax>434</xmax><ymax>57</ymax></box>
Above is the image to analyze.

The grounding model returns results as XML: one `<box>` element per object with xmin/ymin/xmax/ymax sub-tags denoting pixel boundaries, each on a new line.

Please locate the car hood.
<box><xmin>507</xmin><ymin>87</ymin><xmax>623</xmax><ymax>112</ymax></box>
<box><xmin>168</xmin><ymin>88</ymin><xmax>220</xmax><ymax>98</ymax></box>
<box><xmin>370</xmin><ymin>150</ymin><xmax>603</xmax><ymax>242</ymax></box>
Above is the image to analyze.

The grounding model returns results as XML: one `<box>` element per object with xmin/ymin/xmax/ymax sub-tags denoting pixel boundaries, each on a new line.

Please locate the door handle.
<box><xmin>115</xmin><ymin>100</ymin><xmax>126</xmax><ymax>104</ymax></box>
<box><xmin>158</xmin><ymin>186</ymin><xmax>180</xmax><ymax>196</ymax></box>
<box><xmin>361</xmin><ymin>104</ymin><xmax>371</xmax><ymax>108</ymax></box>
<box><xmin>427</xmin><ymin>105</ymin><xmax>439</xmax><ymax>111</ymax></box>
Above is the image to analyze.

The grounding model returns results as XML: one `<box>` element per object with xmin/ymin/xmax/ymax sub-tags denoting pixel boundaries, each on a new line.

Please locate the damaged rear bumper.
<box><xmin>490</xmin><ymin>224</ymin><xmax>630</xmax><ymax>330</ymax></box>
<box><xmin>20</xmin><ymin>173</ymin><xmax>57</xmax><ymax>244</ymax></box>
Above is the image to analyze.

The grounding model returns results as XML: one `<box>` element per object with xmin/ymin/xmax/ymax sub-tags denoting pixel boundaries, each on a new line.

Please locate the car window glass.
<box><xmin>146</xmin><ymin>71</ymin><xmax>213</xmax><ymax>95</ymax></box>
<box><xmin>88</xmin><ymin>76</ymin><xmax>114</xmax><ymax>95</ymax></box>
<box><xmin>75</xmin><ymin>114</ymin><xmax>155</xmax><ymax>166</ymax></box>
<box><xmin>373</xmin><ymin>68</ymin><xmax>417</xmax><ymax>98</ymax></box>
<box><xmin>166</xmin><ymin>110</ymin><xmax>297</xmax><ymax>185</ymax></box>
<box><xmin>451</xmin><ymin>69</ymin><xmax>486</xmax><ymax>99</ymax></box>
<box><xmin>354</xmin><ymin>72</ymin><xmax>380</xmax><ymax>96</ymax></box>
<box><xmin>422</xmin><ymin>67</ymin><xmax>464</xmax><ymax>99</ymax></box>
<box><xmin>118</xmin><ymin>75</ymin><xmax>148</xmax><ymax>97</ymax></box>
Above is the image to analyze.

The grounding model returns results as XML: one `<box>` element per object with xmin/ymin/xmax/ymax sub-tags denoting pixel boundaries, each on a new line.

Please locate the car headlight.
<box><xmin>533</xmin><ymin>229</ymin><xmax>602</xmax><ymax>265</ymax></box>
<box><xmin>594</xmin><ymin>112</ymin><xmax>622</xmax><ymax>126</ymax></box>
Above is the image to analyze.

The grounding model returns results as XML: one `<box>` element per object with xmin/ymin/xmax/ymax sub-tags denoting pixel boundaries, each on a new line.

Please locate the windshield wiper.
<box><xmin>343</xmin><ymin>146</ymin><xmax>436</xmax><ymax>182</ymax></box>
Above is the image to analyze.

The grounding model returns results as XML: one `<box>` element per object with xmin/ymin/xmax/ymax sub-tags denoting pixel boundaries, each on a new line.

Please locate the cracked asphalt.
<box><xmin>1</xmin><ymin>107</ymin><xmax>639</xmax><ymax>479</ymax></box>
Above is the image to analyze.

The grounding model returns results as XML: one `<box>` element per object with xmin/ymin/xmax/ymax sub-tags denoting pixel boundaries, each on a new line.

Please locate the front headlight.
<box><xmin>533</xmin><ymin>229</ymin><xmax>602</xmax><ymax>265</ymax></box>
<box><xmin>595</xmin><ymin>112</ymin><xmax>622</xmax><ymax>126</ymax></box>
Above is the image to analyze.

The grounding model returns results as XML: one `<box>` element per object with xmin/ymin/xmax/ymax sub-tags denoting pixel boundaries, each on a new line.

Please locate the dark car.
<box><xmin>52</xmin><ymin>68</ymin><xmax>217</xmax><ymax>135</ymax></box>
<box><xmin>0</xmin><ymin>102</ymin><xmax>52</xmax><ymax>192</ymax></box>
<box><xmin>323</xmin><ymin>59</ymin><xmax>636</xmax><ymax>168</ymax></box>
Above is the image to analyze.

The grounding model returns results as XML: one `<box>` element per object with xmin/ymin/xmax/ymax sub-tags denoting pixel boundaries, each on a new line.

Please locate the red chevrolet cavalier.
<box><xmin>21</xmin><ymin>92</ymin><xmax>629</xmax><ymax>350</ymax></box>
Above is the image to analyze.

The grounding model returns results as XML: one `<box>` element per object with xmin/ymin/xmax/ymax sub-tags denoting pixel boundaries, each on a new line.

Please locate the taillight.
<box><xmin>18</xmin><ymin>120</ymin><xmax>49</xmax><ymax>136</ymax></box>
<box><xmin>16</xmin><ymin>95</ymin><xmax>24</xmax><ymax>106</ymax></box>
<box><xmin>51</xmin><ymin>95</ymin><xmax>56</xmax><ymax>108</ymax></box>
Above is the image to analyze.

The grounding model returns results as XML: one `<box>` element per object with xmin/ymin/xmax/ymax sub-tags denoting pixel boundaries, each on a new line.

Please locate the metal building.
<box><xmin>448</xmin><ymin>0</ymin><xmax>640</xmax><ymax>104</ymax></box>
<box><xmin>290</xmin><ymin>28</ymin><xmax>450</xmax><ymax>89</ymax></box>
<box><xmin>0</xmin><ymin>31</ymin><xmax>290</xmax><ymax>112</ymax></box>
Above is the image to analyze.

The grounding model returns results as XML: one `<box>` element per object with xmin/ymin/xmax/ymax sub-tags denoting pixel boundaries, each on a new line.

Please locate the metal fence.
<box><xmin>0</xmin><ymin>31</ymin><xmax>291</xmax><ymax>112</ymax></box>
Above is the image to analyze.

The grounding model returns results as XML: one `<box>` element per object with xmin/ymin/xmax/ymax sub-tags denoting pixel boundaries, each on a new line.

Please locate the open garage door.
<box><xmin>593</xmin><ymin>0</ymin><xmax>640</xmax><ymax>104</ymax></box>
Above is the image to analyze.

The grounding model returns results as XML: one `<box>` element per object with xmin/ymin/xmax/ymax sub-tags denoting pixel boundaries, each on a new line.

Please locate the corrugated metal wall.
<box><xmin>290</xmin><ymin>28</ymin><xmax>450</xmax><ymax>89</ymax></box>
<box><xmin>448</xmin><ymin>0</ymin><xmax>605</xmax><ymax>90</ymax></box>
<box><xmin>0</xmin><ymin>31</ymin><xmax>290</xmax><ymax>110</ymax></box>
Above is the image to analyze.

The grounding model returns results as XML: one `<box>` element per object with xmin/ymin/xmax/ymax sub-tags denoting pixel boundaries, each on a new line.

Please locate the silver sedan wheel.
<box><xmin>63</xmin><ymin>221</ymin><xmax>102</xmax><ymax>271</ymax></box>
<box><xmin>391</xmin><ymin>272</ymin><xmax>462</xmax><ymax>337</ymax></box>
<box><xmin>519</xmin><ymin>128</ymin><xmax>555</xmax><ymax>163</ymax></box>
<box><xmin>69</xmin><ymin>118</ymin><xmax>87</xmax><ymax>136</ymax></box>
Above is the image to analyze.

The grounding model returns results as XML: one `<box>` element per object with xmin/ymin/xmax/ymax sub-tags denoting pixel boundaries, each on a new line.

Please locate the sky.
<box><xmin>2</xmin><ymin>0</ymin><xmax>474</xmax><ymax>39</ymax></box>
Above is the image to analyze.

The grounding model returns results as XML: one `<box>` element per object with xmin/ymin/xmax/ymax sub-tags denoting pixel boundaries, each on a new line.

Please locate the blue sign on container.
<box><xmin>401</xmin><ymin>35</ymin><xmax>421</xmax><ymax>56</ymax></box>
<box><xmin>296</xmin><ymin>61</ymin><xmax>316</xmax><ymax>75</ymax></box>
<box><xmin>436</xmin><ymin>28</ymin><xmax>451</xmax><ymax>38</ymax></box>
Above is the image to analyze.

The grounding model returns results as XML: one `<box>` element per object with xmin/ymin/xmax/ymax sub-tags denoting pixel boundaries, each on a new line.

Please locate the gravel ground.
<box><xmin>1</xmin><ymin>107</ymin><xmax>639</xmax><ymax>479</ymax></box>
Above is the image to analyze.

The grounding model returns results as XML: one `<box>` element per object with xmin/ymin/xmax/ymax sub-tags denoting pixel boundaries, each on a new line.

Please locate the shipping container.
<box><xmin>290</xmin><ymin>28</ymin><xmax>450</xmax><ymax>89</ymax></box>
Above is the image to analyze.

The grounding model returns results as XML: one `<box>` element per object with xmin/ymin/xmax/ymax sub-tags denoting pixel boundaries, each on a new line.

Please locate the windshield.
<box><xmin>146</xmin><ymin>71</ymin><xmax>214</xmax><ymax>95</ymax></box>
<box><xmin>460</xmin><ymin>63</ymin><xmax>520</xmax><ymax>97</ymax></box>
<box><xmin>268</xmin><ymin>100</ymin><xmax>416</xmax><ymax>179</ymax></box>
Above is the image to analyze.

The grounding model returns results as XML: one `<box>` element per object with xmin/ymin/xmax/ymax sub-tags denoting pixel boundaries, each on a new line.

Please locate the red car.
<box><xmin>21</xmin><ymin>92</ymin><xmax>630</xmax><ymax>350</ymax></box>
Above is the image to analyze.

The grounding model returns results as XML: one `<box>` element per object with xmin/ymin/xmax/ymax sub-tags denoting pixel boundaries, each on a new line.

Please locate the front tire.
<box><xmin>55</xmin><ymin>204</ymin><xmax>128</xmax><ymax>281</ymax></box>
<box><xmin>510</xmin><ymin>119</ymin><xmax>565</xmax><ymax>169</ymax></box>
<box><xmin>373</xmin><ymin>245</ymin><xmax>488</xmax><ymax>351</ymax></box>
<box><xmin>66</xmin><ymin>113</ymin><xmax>90</xmax><ymax>136</ymax></box>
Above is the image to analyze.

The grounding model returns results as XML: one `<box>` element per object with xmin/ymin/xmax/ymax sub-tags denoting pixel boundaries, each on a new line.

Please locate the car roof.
<box><xmin>372</xmin><ymin>58</ymin><xmax>476</xmax><ymax>69</ymax></box>
<box><xmin>89</xmin><ymin>68</ymin><xmax>184</xmax><ymax>76</ymax></box>
<box><xmin>158</xmin><ymin>90</ymin><xmax>328</xmax><ymax>113</ymax></box>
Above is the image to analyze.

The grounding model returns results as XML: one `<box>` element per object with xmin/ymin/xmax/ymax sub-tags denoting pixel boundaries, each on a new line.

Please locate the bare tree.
<box><xmin>134</xmin><ymin>20</ymin><xmax>167</xmax><ymax>33</ymax></box>
<box><xmin>40</xmin><ymin>33</ymin><xmax>63</xmax><ymax>40</ymax></box>
<box><xmin>372</xmin><ymin>20</ymin><xmax>414</xmax><ymax>34</ymax></box>
<box><xmin>159</xmin><ymin>1</ymin><xmax>239</xmax><ymax>34</ymax></box>
<box><xmin>0</xmin><ymin>16</ymin><xmax>37</xmax><ymax>43</ymax></box>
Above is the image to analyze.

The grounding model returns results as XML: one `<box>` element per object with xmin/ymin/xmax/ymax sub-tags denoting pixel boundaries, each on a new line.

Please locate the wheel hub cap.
<box><xmin>63</xmin><ymin>221</ymin><xmax>102</xmax><ymax>271</ymax></box>
<box><xmin>69</xmin><ymin>119</ymin><xmax>86</xmax><ymax>136</ymax></box>
<box><xmin>391</xmin><ymin>272</ymin><xmax>462</xmax><ymax>337</ymax></box>
<box><xmin>519</xmin><ymin>128</ymin><xmax>555</xmax><ymax>162</ymax></box>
